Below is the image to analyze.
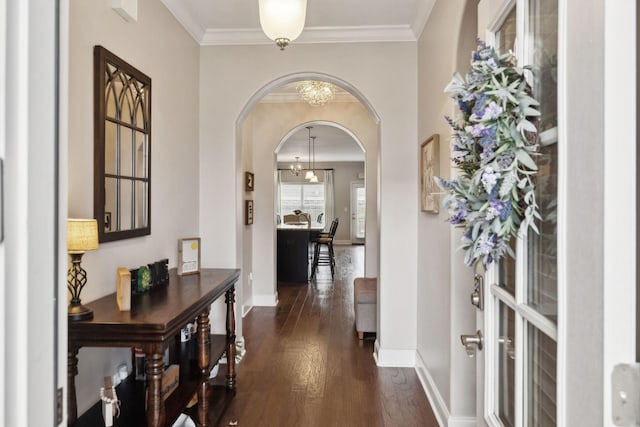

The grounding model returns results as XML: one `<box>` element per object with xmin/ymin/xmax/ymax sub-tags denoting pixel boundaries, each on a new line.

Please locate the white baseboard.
<box><xmin>251</xmin><ymin>293</ymin><xmax>278</xmax><ymax>307</ymax></box>
<box><xmin>373</xmin><ymin>342</ymin><xmax>416</xmax><ymax>367</ymax></box>
<box><xmin>415</xmin><ymin>352</ymin><xmax>449</xmax><ymax>427</ymax></box>
<box><xmin>448</xmin><ymin>416</ymin><xmax>476</xmax><ymax>427</ymax></box>
<box><xmin>414</xmin><ymin>353</ymin><xmax>476</xmax><ymax>427</ymax></box>
<box><xmin>242</xmin><ymin>304</ymin><xmax>253</xmax><ymax>317</ymax></box>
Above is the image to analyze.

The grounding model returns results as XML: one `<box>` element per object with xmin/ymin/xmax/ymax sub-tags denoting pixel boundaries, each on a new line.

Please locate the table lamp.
<box><xmin>67</xmin><ymin>218</ymin><xmax>99</xmax><ymax>320</ymax></box>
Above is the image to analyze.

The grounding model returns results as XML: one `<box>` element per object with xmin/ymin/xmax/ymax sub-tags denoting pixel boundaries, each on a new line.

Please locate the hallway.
<box><xmin>220</xmin><ymin>246</ymin><xmax>438</xmax><ymax>426</ymax></box>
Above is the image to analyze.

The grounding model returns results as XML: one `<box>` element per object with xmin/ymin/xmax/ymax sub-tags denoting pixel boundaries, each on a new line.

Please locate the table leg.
<box><xmin>67</xmin><ymin>347</ymin><xmax>79</xmax><ymax>426</ymax></box>
<box><xmin>143</xmin><ymin>344</ymin><xmax>166</xmax><ymax>427</ymax></box>
<box><xmin>196</xmin><ymin>310</ymin><xmax>211</xmax><ymax>426</ymax></box>
<box><xmin>197</xmin><ymin>310</ymin><xmax>210</xmax><ymax>375</ymax></box>
<box><xmin>225</xmin><ymin>287</ymin><xmax>236</xmax><ymax>390</ymax></box>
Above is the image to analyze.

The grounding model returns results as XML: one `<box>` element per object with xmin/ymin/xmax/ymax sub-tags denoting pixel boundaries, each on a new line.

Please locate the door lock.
<box><xmin>461</xmin><ymin>330</ymin><xmax>483</xmax><ymax>357</ymax></box>
<box><xmin>470</xmin><ymin>274</ymin><xmax>483</xmax><ymax>310</ymax></box>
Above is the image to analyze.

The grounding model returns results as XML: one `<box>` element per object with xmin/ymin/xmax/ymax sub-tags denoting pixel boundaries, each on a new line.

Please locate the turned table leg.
<box><xmin>143</xmin><ymin>344</ymin><xmax>166</xmax><ymax>427</ymax></box>
<box><xmin>225</xmin><ymin>287</ymin><xmax>237</xmax><ymax>390</ymax></box>
<box><xmin>196</xmin><ymin>310</ymin><xmax>211</xmax><ymax>426</ymax></box>
<box><xmin>67</xmin><ymin>347</ymin><xmax>79</xmax><ymax>426</ymax></box>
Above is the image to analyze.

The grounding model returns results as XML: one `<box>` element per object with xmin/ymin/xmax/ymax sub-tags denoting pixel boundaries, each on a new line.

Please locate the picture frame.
<box><xmin>245</xmin><ymin>171</ymin><xmax>254</xmax><ymax>192</ymax></box>
<box><xmin>245</xmin><ymin>200</ymin><xmax>254</xmax><ymax>225</ymax></box>
<box><xmin>421</xmin><ymin>134</ymin><xmax>440</xmax><ymax>213</ymax></box>
<box><xmin>178</xmin><ymin>237</ymin><xmax>201</xmax><ymax>275</ymax></box>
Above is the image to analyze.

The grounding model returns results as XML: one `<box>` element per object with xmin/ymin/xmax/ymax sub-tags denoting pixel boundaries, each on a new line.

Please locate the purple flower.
<box><xmin>486</xmin><ymin>199</ymin><xmax>504</xmax><ymax>220</ymax></box>
<box><xmin>487</xmin><ymin>58</ymin><xmax>498</xmax><ymax>69</ymax></box>
<box><xmin>481</xmin><ymin>167</ymin><xmax>500</xmax><ymax>193</ymax></box>
<box><xmin>482</xmin><ymin>102</ymin><xmax>503</xmax><ymax>120</ymax></box>
<box><xmin>469</xmin><ymin>123</ymin><xmax>490</xmax><ymax>138</ymax></box>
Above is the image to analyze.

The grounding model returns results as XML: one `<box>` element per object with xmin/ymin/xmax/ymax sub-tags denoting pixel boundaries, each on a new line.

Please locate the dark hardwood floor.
<box><xmin>218</xmin><ymin>245</ymin><xmax>439</xmax><ymax>427</ymax></box>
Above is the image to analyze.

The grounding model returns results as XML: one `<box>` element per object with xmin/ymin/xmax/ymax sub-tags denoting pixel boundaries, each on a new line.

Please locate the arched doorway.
<box><xmin>235</xmin><ymin>74</ymin><xmax>379</xmax><ymax>319</ymax></box>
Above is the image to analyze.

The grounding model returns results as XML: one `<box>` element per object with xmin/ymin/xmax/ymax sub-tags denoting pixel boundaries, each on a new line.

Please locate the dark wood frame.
<box><xmin>245</xmin><ymin>200</ymin><xmax>254</xmax><ymax>225</ymax></box>
<box><xmin>420</xmin><ymin>134</ymin><xmax>440</xmax><ymax>213</ymax></box>
<box><xmin>245</xmin><ymin>171</ymin><xmax>254</xmax><ymax>192</ymax></box>
<box><xmin>94</xmin><ymin>45</ymin><xmax>152</xmax><ymax>242</ymax></box>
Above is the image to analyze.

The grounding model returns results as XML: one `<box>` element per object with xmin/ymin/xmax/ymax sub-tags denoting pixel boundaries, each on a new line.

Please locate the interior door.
<box><xmin>350</xmin><ymin>181</ymin><xmax>365</xmax><ymax>244</ymax></box>
<box><xmin>474</xmin><ymin>1</ymin><xmax>560</xmax><ymax>426</ymax></box>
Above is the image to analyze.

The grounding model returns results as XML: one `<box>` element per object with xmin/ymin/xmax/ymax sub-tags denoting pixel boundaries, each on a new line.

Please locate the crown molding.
<box><xmin>199</xmin><ymin>25</ymin><xmax>419</xmax><ymax>46</ymax></box>
<box><xmin>412</xmin><ymin>0</ymin><xmax>437</xmax><ymax>39</ymax></box>
<box><xmin>160</xmin><ymin>0</ymin><xmax>205</xmax><ymax>42</ymax></box>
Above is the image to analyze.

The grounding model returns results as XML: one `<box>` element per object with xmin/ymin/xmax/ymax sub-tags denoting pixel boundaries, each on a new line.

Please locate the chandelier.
<box><xmin>297</xmin><ymin>81</ymin><xmax>336</xmax><ymax>106</ymax></box>
<box><xmin>290</xmin><ymin>156</ymin><xmax>303</xmax><ymax>176</ymax></box>
<box><xmin>259</xmin><ymin>0</ymin><xmax>307</xmax><ymax>50</ymax></box>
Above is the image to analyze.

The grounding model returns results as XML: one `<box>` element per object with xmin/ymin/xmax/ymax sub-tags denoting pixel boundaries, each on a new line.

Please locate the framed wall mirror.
<box><xmin>94</xmin><ymin>45</ymin><xmax>151</xmax><ymax>242</ymax></box>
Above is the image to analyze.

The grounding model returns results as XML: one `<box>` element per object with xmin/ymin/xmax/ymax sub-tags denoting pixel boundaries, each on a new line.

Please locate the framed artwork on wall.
<box><xmin>421</xmin><ymin>134</ymin><xmax>440</xmax><ymax>213</ymax></box>
<box><xmin>245</xmin><ymin>200</ymin><xmax>254</xmax><ymax>225</ymax></box>
<box><xmin>178</xmin><ymin>237</ymin><xmax>201</xmax><ymax>275</ymax></box>
<box><xmin>245</xmin><ymin>172</ymin><xmax>254</xmax><ymax>192</ymax></box>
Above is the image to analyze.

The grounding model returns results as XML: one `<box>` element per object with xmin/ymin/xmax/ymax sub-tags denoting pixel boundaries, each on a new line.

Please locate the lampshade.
<box><xmin>259</xmin><ymin>0</ymin><xmax>307</xmax><ymax>50</ymax></box>
<box><xmin>67</xmin><ymin>219</ymin><xmax>99</xmax><ymax>253</ymax></box>
<box><xmin>309</xmin><ymin>174</ymin><xmax>319</xmax><ymax>183</ymax></box>
<box><xmin>304</xmin><ymin>170</ymin><xmax>315</xmax><ymax>180</ymax></box>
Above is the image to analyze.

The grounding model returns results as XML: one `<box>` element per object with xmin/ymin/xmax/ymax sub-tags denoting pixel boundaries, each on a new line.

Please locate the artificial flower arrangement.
<box><xmin>435</xmin><ymin>40</ymin><xmax>541</xmax><ymax>268</ymax></box>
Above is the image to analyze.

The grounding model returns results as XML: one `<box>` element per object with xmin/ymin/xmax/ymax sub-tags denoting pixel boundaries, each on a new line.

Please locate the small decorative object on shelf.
<box><xmin>116</xmin><ymin>267</ymin><xmax>131</xmax><ymax>311</ymax></box>
<box><xmin>178</xmin><ymin>238</ymin><xmax>201</xmax><ymax>275</ymax></box>
<box><xmin>435</xmin><ymin>40</ymin><xmax>541</xmax><ymax>268</ymax></box>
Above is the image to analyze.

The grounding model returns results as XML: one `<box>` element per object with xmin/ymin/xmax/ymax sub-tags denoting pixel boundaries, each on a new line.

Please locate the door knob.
<box><xmin>461</xmin><ymin>330</ymin><xmax>483</xmax><ymax>357</ymax></box>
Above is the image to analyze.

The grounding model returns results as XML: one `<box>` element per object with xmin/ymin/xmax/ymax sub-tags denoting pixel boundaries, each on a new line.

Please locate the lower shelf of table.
<box><xmin>73</xmin><ymin>334</ymin><xmax>234</xmax><ymax>427</ymax></box>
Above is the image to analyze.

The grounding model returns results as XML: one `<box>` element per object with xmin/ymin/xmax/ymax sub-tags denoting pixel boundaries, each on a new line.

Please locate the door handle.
<box><xmin>498</xmin><ymin>336</ymin><xmax>516</xmax><ymax>360</ymax></box>
<box><xmin>460</xmin><ymin>330</ymin><xmax>483</xmax><ymax>357</ymax></box>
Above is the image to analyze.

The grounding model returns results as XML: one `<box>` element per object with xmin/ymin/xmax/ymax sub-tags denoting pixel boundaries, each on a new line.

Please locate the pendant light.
<box><xmin>290</xmin><ymin>156</ymin><xmax>302</xmax><ymax>176</ymax></box>
<box><xmin>309</xmin><ymin>135</ymin><xmax>319</xmax><ymax>183</ymax></box>
<box><xmin>304</xmin><ymin>126</ymin><xmax>315</xmax><ymax>180</ymax></box>
<box><xmin>259</xmin><ymin>0</ymin><xmax>307</xmax><ymax>51</ymax></box>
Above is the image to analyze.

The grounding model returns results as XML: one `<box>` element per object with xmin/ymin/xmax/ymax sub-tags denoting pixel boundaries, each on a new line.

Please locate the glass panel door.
<box><xmin>485</xmin><ymin>1</ymin><xmax>559</xmax><ymax>425</ymax></box>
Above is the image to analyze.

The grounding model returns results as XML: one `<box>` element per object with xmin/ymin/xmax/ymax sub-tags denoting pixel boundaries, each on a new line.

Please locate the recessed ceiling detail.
<box><xmin>160</xmin><ymin>0</ymin><xmax>436</xmax><ymax>46</ymax></box>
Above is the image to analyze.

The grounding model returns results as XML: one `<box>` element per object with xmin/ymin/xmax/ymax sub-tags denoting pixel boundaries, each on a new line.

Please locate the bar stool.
<box><xmin>311</xmin><ymin>218</ymin><xmax>339</xmax><ymax>279</ymax></box>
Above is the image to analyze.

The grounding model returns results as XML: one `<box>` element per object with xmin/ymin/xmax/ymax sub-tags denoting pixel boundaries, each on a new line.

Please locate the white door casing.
<box><xmin>350</xmin><ymin>180</ymin><xmax>365</xmax><ymax>244</ymax></box>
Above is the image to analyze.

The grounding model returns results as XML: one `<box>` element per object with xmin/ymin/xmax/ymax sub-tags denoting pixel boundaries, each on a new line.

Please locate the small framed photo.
<box><xmin>245</xmin><ymin>200</ymin><xmax>254</xmax><ymax>225</ymax></box>
<box><xmin>245</xmin><ymin>171</ymin><xmax>254</xmax><ymax>192</ymax></box>
<box><xmin>421</xmin><ymin>134</ymin><xmax>440</xmax><ymax>213</ymax></box>
<box><xmin>178</xmin><ymin>237</ymin><xmax>201</xmax><ymax>275</ymax></box>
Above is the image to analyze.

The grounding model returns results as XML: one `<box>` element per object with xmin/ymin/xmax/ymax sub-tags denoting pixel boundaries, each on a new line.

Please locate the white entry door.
<box><xmin>350</xmin><ymin>181</ymin><xmax>365</xmax><ymax>244</ymax></box>
<box><xmin>476</xmin><ymin>1</ymin><xmax>560</xmax><ymax>425</ymax></box>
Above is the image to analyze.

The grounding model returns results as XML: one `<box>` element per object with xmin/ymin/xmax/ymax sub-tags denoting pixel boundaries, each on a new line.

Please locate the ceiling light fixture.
<box><xmin>304</xmin><ymin>126</ymin><xmax>315</xmax><ymax>180</ymax></box>
<box><xmin>259</xmin><ymin>0</ymin><xmax>307</xmax><ymax>51</ymax></box>
<box><xmin>297</xmin><ymin>80</ymin><xmax>336</xmax><ymax>106</ymax></box>
<box><xmin>290</xmin><ymin>156</ymin><xmax>303</xmax><ymax>176</ymax></box>
<box><xmin>309</xmin><ymin>135</ymin><xmax>318</xmax><ymax>183</ymax></box>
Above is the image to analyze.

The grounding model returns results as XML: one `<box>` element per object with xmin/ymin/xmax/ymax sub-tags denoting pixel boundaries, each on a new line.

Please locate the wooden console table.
<box><xmin>68</xmin><ymin>268</ymin><xmax>240</xmax><ymax>427</ymax></box>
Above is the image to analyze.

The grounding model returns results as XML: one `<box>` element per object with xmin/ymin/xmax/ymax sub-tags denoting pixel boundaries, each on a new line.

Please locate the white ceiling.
<box><xmin>158</xmin><ymin>0</ymin><xmax>435</xmax><ymax>162</ymax></box>
<box><xmin>160</xmin><ymin>0</ymin><xmax>436</xmax><ymax>46</ymax></box>
<box><xmin>277</xmin><ymin>125</ymin><xmax>364</xmax><ymax>164</ymax></box>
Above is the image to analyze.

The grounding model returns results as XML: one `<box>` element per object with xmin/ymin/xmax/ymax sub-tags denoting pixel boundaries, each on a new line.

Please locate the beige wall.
<box><xmin>199</xmin><ymin>42</ymin><xmax>419</xmax><ymax>358</ymax></box>
<box><xmin>68</xmin><ymin>0</ymin><xmax>200</xmax><ymax>414</ymax></box>
<box><xmin>416</xmin><ymin>0</ymin><xmax>477</xmax><ymax>422</ymax></box>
